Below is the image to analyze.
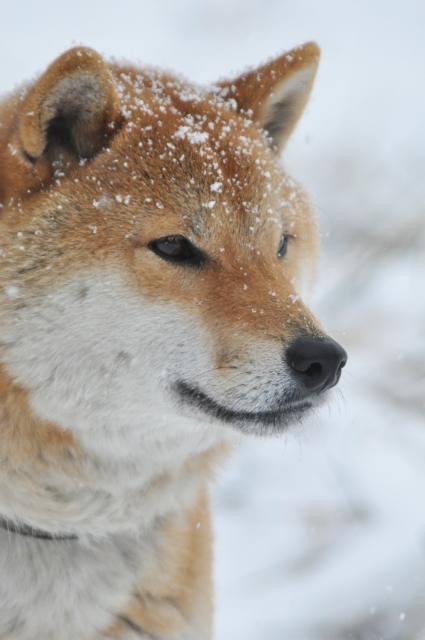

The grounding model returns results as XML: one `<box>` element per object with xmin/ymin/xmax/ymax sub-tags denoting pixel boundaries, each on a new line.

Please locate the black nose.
<box><xmin>287</xmin><ymin>337</ymin><xmax>347</xmax><ymax>392</ymax></box>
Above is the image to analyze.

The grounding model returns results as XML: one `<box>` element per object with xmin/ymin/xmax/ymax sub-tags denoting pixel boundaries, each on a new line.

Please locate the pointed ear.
<box><xmin>19</xmin><ymin>47</ymin><xmax>122</xmax><ymax>172</ymax></box>
<box><xmin>218</xmin><ymin>42</ymin><xmax>320</xmax><ymax>152</ymax></box>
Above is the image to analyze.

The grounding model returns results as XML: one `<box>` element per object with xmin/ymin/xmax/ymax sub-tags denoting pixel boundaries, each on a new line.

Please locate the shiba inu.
<box><xmin>0</xmin><ymin>42</ymin><xmax>346</xmax><ymax>639</ymax></box>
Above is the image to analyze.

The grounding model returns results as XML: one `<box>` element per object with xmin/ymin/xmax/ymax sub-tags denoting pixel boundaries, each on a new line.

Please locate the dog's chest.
<box><xmin>0</xmin><ymin>528</ymin><xmax>152</xmax><ymax>640</ymax></box>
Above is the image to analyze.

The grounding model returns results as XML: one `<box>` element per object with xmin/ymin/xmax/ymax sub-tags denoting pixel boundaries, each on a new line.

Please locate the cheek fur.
<box><xmin>0</xmin><ymin>266</ymin><xmax>319</xmax><ymax>435</ymax></box>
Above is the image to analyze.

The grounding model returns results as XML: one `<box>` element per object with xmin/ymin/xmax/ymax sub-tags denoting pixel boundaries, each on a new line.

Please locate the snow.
<box><xmin>1</xmin><ymin>1</ymin><xmax>425</xmax><ymax>638</ymax></box>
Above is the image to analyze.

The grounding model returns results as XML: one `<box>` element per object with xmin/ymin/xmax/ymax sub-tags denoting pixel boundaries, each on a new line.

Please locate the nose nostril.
<box><xmin>303</xmin><ymin>362</ymin><xmax>322</xmax><ymax>379</ymax></box>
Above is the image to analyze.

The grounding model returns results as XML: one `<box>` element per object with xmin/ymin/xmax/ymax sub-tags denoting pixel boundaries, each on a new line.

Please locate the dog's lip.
<box><xmin>173</xmin><ymin>380</ymin><xmax>314</xmax><ymax>427</ymax></box>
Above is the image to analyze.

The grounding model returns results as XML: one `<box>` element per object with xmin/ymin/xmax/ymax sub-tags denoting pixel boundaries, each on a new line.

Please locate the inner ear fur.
<box><xmin>19</xmin><ymin>47</ymin><xmax>122</xmax><ymax>171</ymax></box>
<box><xmin>218</xmin><ymin>42</ymin><xmax>320</xmax><ymax>152</ymax></box>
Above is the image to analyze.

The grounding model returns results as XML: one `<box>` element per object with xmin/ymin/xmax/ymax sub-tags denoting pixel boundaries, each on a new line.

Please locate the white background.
<box><xmin>1</xmin><ymin>2</ymin><xmax>425</xmax><ymax>638</ymax></box>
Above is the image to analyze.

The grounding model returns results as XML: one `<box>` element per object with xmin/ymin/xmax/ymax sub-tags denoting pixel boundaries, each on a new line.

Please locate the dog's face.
<box><xmin>0</xmin><ymin>45</ymin><xmax>346</xmax><ymax>446</ymax></box>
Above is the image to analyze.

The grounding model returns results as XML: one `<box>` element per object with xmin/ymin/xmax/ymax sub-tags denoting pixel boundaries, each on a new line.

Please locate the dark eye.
<box><xmin>148</xmin><ymin>235</ymin><xmax>206</xmax><ymax>265</ymax></box>
<box><xmin>277</xmin><ymin>234</ymin><xmax>289</xmax><ymax>259</ymax></box>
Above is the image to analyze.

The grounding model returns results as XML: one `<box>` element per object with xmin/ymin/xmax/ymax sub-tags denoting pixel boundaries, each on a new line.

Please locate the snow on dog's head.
<box><xmin>0</xmin><ymin>44</ymin><xmax>346</xmax><ymax>443</ymax></box>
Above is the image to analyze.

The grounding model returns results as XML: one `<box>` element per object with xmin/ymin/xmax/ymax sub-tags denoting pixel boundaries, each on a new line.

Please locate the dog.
<box><xmin>0</xmin><ymin>43</ymin><xmax>346</xmax><ymax>639</ymax></box>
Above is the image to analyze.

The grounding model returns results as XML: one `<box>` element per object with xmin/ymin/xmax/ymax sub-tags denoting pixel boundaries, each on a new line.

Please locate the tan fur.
<box><xmin>108</xmin><ymin>487</ymin><xmax>214</xmax><ymax>638</ymax></box>
<box><xmin>0</xmin><ymin>43</ymin><xmax>342</xmax><ymax>639</ymax></box>
<box><xmin>0</xmin><ymin>365</ymin><xmax>77</xmax><ymax>465</ymax></box>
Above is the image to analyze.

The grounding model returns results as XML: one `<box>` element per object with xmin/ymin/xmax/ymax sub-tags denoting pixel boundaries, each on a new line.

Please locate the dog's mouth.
<box><xmin>173</xmin><ymin>381</ymin><xmax>318</xmax><ymax>434</ymax></box>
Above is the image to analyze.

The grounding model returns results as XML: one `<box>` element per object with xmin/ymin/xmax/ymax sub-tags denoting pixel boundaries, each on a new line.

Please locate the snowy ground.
<box><xmin>1</xmin><ymin>2</ymin><xmax>425</xmax><ymax>638</ymax></box>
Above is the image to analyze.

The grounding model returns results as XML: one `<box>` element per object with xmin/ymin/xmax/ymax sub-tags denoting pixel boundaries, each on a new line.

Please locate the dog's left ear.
<box><xmin>218</xmin><ymin>42</ymin><xmax>320</xmax><ymax>152</ymax></box>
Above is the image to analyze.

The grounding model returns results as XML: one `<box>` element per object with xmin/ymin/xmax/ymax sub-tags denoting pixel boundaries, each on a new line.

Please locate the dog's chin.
<box><xmin>173</xmin><ymin>381</ymin><xmax>322</xmax><ymax>436</ymax></box>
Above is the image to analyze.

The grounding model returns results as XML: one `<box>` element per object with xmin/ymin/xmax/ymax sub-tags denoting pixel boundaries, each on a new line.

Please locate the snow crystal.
<box><xmin>4</xmin><ymin>285</ymin><xmax>20</xmax><ymax>298</ymax></box>
<box><xmin>178</xmin><ymin>90</ymin><xmax>202</xmax><ymax>102</ymax></box>
<box><xmin>173</xmin><ymin>126</ymin><xmax>209</xmax><ymax>144</ymax></box>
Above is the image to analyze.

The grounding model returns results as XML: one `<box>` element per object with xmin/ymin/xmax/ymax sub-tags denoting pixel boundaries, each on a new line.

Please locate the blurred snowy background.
<box><xmin>1</xmin><ymin>1</ymin><xmax>424</xmax><ymax>638</ymax></box>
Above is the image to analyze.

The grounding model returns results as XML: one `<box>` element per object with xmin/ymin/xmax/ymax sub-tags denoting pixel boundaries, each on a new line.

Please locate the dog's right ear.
<box><xmin>18</xmin><ymin>47</ymin><xmax>122</xmax><ymax>178</ymax></box>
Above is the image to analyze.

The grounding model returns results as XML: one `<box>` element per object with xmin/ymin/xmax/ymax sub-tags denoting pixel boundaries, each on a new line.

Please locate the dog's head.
<box><xmin>0</xmin><ymin>44</ymin><xmax>346</xmax><ymax>443</ymax></box>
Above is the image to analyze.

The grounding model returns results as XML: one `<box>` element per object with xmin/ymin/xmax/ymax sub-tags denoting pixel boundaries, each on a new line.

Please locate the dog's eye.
<box><xmin>277</xmin><ymin>234</ymin><xmax>289</xmax><ymax>259</ymax></box>
<box><xmin>148</xmin><ymin>235</ymin><xmax>205</xmax><ymax>265</ymax></box>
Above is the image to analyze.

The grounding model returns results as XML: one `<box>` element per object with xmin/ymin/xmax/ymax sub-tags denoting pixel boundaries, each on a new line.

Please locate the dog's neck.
<box><xmin>0</xmin><ymin>363</ymin><xmax>230</xmax><ymax>537</ymax></box>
